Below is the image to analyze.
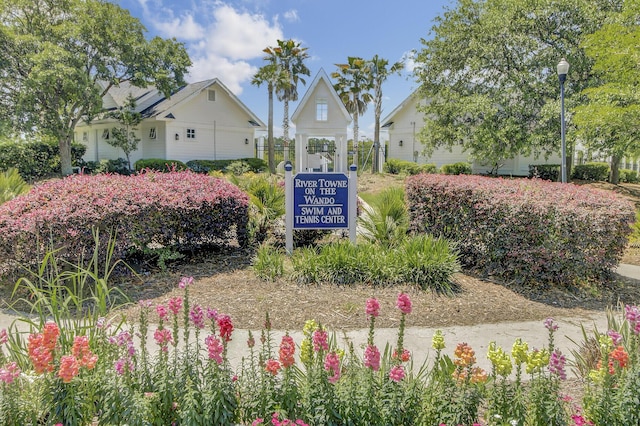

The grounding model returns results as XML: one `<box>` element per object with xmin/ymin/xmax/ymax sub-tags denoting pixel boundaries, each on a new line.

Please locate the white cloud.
<box><xmin>283</xmin><ymin>9</ymin><xmax>299</xmax><ymax>22</ymax></box>
<box><xmin>135</xmin><ymin>1</ymin><xmax>284</xmax><ymax>94</ymax></box>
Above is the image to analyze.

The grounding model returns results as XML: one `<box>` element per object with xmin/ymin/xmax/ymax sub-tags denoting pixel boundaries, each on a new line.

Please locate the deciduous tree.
<box><xmin>0</xmin><ymin>0</ymin><xmax>191</xmax><ymax>175</ymax></box>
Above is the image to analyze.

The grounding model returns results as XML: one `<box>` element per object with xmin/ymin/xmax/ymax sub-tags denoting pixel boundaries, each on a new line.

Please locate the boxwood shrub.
<box><xmin>186</xmin><ymin>158</ymin><xmax>268</xmax><ymax>174</ymax></box>
<box><xmin>571</xmin><ymin>162</ymin><xmax>610</xmax><ymax>181</ymax></box>
<box><xmin>383</xmin><ymin>159</ymin><xmax>437</xmax><ymax>175</ymax></box>
<box><xmin>440</xmin><ymin>162</ymin><xmax>472</xmax><ymax>175</ymax></box>
<box><xmin>405</xmin><ymin>174</ymin><xmax>635</xmax><ymax>286</ymax></box>
<box><xmin>529</xmin><ymin>164</ymin><xmax>561</xmax><ymax>182</ymax></box>
<box><xmin>134</xmin><ymin>158</ymin><xmax>188</xmax><ymax>172</ymax></box>
<box><xmin>0</xmin><ymin>139</ymin><xmax>86</xmax><ymax>181</ymax></box>
<box><xmin>0</xmin><ymin>171</ymin><xmax>249</xmax><ymax>274</ymax></box>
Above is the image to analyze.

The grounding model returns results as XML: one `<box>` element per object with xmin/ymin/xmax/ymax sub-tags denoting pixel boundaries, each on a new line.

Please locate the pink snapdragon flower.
<box><xmin>190</xmin><ymin>304</ymin><xmax>205</xmax><ymax>329</ymax></box>
<box><xmin>179</xmin><ymin>276</ymin><xmax>194</xmax><ymax>289</ymax></box>
<box><xmin>312</xmin><ymin>329</ymin><xmax>329</xmax><ymax>352</ymax></box>
<box><xmin>324</xmin><ymin>352</ymin><xmax>341</xmax><ymax>383</ymax></box>
<box><xmin>153</xmin><ymin>328</ymin><xmax>173</xmax><ymax>352</ymax></box>
<box><xmin>168</xmin><ymin>297</ymin><xmax>183</xmax><ymax>315</ymax></box>
<box><xmin>365</xmin><ymin>298</ymin><xmax>380</xmax><ymax>317</ymax></box>
<box><xmin>205</xmin><ymin>335</ymin><xmax>224</xmax><ymax>364</ymax></box>
<box><xmin>156</xmin><ymin>304</ymin><xmax>169</xmax><ymax>321</ymax></box>
<box><xmin>396</xmin><ymin>293</ymin><xmax>412</xmax><ymax>314</ymax></box>
<box><xmin>364</xmin><ymin>344</ymin><xmax>381</xmax><ymax>371</ymax></box>
<box><xmin>0</xmin><ymin>362</ymin><xmax>20</xmax><ymax>384</ymax></box>
<box><xmin>389</xmin><ymin>365</ymin><xmax>405</xmax><ymax>382</ymax></box>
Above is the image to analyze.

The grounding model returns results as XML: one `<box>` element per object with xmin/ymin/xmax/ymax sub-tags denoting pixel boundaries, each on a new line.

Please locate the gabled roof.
<box><xmin>291</xmin><ymin>68</ymin><xmax>351</xmax><ymax>123</ymax></box>
<box><xmin>96</xmin><ymin>79</ymin><xmax>265</xmax><ymax>128</ymax></box>
<box><xmin>381</xmin><ymin>89</ymin><xmax>421</xmax><ymax>128</ymax></box>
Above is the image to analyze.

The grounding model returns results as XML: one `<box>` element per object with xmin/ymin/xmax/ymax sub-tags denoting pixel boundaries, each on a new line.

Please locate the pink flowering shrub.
<box><xmin>406</xmin><ymin>174</ymin><xmax>635</xmax><ymax>285</ymax></box>
<box><xmin>0</xmin><ymin>171</ymin><xmax>249</xmax><ymax>273</ymax></box>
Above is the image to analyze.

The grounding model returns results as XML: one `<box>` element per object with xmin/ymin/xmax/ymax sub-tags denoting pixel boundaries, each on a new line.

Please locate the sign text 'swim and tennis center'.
<box><xmin>293</xmin><ymin>173</ymin><xmax>348</xmax><ymax>228</ymax></box>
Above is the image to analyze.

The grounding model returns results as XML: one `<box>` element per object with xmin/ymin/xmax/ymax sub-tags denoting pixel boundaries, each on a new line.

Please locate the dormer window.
<box><xmin>316</xmin><ymin>98</ymin><xmax>328</xmax><ymax>121</ymax></box>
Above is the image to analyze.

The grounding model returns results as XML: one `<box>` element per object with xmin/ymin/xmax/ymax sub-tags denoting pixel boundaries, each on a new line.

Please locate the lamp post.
<box><xmin>557</xmin><ymin>58</ymin><xmax>570</xmax><ymax>183</ymax></box>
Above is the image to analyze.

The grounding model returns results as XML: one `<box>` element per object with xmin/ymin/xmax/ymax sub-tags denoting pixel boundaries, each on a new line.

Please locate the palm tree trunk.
<box><xmin>283</xmin><ymin>100</ymin><xmax>290</xmax><ymax>162</ymax></box>
<box><xmin>268</xmin><ymin>84</ymin><xmax>275</xmax><ymax>173</ymax></box>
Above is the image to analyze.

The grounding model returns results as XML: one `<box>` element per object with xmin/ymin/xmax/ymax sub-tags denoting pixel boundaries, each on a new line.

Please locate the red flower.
<box><xmin>58</xmin><ymin>355</ymin><xmax>79</xmax><ymax>383</ymax></box>
<box><xmin>72</xmin><ymin>335</ymin><xmax>98</xmax><ymax>370</ymax></box>
<box><xmin>217</xmin><ymin>315</ymin><xmax>234</xmax><ymax>342</ymax></box>
<box><xmin>392</xmin><ymin>348</ymin><xmax>411</xmax><ymax>362</ymax></box>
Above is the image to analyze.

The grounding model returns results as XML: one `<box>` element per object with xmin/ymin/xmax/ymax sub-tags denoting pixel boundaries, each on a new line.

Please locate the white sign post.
<box><xmin>285</xmin><ymin>163</ymin><xmax>357</xmax><ymax>254</ymax></box>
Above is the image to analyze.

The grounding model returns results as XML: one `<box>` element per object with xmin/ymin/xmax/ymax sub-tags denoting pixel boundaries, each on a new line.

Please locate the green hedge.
<box><xmin>571</xmin><ymin>162</ymin><xmax>610</xmax><ymax>181</ymax></box>
<box><xmin>186</xmin><ymin>158</ymin><xmax>268</xmax><ymax>174</ymax></box>
<box><xmin>383</xmin><ymin>159</ymin><xmax>437</xmax><ymax>175</ymax></box>
<box><xmin>0</xmin><ymin>139</ymin><xmax>86</xmax><ymax>181</ymax></box>
<box><xmin>134</xmin><ymin>158</ymin><xmax>188</xmax><ymax>172</ymax></box>
<box><xmin>619</xmin><ymin>169</ymin><xmax>639</xmax><ymax>183</ymax></box>
<box><xmin>529</xmin><ymin>164</ymin><xmax>561</xmax><ymax>181</ymax></box>
<box><xmin>440</xmin><ymin>162</ymin><xmax>472</xmax><ymax>175</ymax></box>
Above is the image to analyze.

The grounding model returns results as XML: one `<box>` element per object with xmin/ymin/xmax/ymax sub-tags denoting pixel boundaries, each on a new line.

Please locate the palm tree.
<box><xmin>368</xmin><ymin>55</ymin><xmax>404</xmax><ymax>173</ymax></box>
<box><xmin>264</xmin><ymin>39</ymin><xmax>311</xmax><ymax>163</ymax></box>
<box><xmin>252</xmin><ymin>60</ymin><xmax>288</xmax><ymax>173</ymax></box>
<box><xmin>332</xmin><ymin>57</ymin><xmax>373</xmax><ymax>169</ymax></box>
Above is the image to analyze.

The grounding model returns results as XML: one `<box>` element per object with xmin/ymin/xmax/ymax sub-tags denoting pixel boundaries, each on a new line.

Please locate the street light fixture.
<box><xmin>557</xmin><ymin>58</ymin><xmax>570</xmax><ymax>183</ymax></box>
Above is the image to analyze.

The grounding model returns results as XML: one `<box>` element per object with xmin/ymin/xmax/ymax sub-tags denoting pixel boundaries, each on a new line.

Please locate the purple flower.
<box><xmin>549</xmin><ymin>349</ymin><xmax>567</xmax><ymax>380</ymax></box>
<box><xmin>190</xmin><ymin>305</ymin><xmax>205</xmax><ymax>329</ymax></box>
<box><xmin>607</xmin><ymin>329</ymin><xmax>623</xmax><ymax>346</ymax></box>
<box><xmin>544</xmin><ymin>317</ymin><xmax>559</xmax><ymax>331</ymax></box>
<box><xmin>179</xmin><ymin>276</ymin><xmax>194</xmax><ymax>289</ymax></box>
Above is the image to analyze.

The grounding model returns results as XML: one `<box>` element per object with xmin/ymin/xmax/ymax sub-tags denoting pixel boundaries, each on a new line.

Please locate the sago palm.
<box><xmin>357</xmin><ymin>186</ymin><xmax>408</xmax><ymax>248</ymax></box>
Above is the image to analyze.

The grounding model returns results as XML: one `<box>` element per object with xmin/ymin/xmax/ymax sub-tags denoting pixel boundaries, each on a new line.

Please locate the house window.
<box><xmin>186</xmin><ymin>128</ymin><xmax>196</xmax><ymax>139</ymax></box>
<box><xmin>316</xmin><ymin>98</ymin><xmax>328</xmax><ymax>121</ymax></box>
<box><xmin>208</xmin><ymin>90</ymin><xmax>216</xmax><ymax>101</ymax></box>
<box><xmin>102</xmin><ymin>129</ymin><xmax>110</xmax><ymax>140</ymax></box>
<box><xmin>82</xmin><ymin>132</ymin><xmax>88</xmax><ymax>142</ymax></box>
<box><xmin>149</xmin><ymin>128</ymin><xmax>156</xmax><ymax>139</ymax></box>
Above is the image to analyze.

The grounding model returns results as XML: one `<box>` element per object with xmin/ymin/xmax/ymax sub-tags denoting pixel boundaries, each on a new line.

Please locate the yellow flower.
<box><xmin>526</xmin><ymin>348</ymin><xmax>550</xmax><ymax>374</ymax></box>
<box><xmin>598</xmin><ymin>335</ymin><xmax>613</xmax><ymax>353</ymax></box>
<box><xmin>300</xmin><ymin>338</ymin><xmax>313</xmax><ymax>365</ymax></box>
<box><xmin>303</xmin><ymin>319</ymin><xmax>319</xmax><ymax>337</ymax></box>
<box><xmin>432</xmin><ymin>330</ymin><xmax>445</xmax><ymax>350</ymax></box>
<box><xmin>511</xmin><ymin>338</ymin><xmax>529</xmax><ymax>365</ymax></box>
<box><xmin>487</xmin><ymin>342</ymin><xmax>512</xmax><ymax>377</ymax></box>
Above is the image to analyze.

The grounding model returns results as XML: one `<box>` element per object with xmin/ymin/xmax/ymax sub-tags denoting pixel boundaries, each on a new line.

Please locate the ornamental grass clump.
<box><xmin>0</xmin><ymin>170</ymin><xmax>249</xmax><ymax>276</ymax></box>
<box><xmin>406</xmin><ymin>174</ymin><xmax>635</xmax><ymax>286</ymax></box>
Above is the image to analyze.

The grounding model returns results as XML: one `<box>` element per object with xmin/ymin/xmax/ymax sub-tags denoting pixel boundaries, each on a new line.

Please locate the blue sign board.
<box><xmin>293</xmin><ymin>173</ymin><xmax>349</xmax><ymax>229</ymax></box>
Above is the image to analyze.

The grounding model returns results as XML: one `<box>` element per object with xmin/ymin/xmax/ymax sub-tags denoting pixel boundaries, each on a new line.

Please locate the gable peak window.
<box><xmin>316</xmin><ymin>98</ymin><xmax>328</xmax><ymax>121</ymax></box>
<box><xmin>208</xmin><ymin>90</ymin><xmax>216</xmax><ymax>101</ymax></box>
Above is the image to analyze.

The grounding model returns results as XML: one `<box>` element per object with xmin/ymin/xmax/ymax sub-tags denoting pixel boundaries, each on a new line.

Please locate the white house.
<box><xmin>291</xmin><ymin>69</ymin><xmax>352</xmax><ymax>173</ymax></box>
<box><xmin>75</xmin><ymin>79</ymin><xmax>265</xmax><ymax>165</ymax></box>
<box><xmin>381</xmin><ymin>91</ymin><xmax>562</xmax><ymax>176</ymax></box>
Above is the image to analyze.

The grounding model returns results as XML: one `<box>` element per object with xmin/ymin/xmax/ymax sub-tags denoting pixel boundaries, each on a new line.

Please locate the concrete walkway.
<box><xmin>1</xmin><ymin>264</ymin><xmax>639</xmax><ymax>377</ymax></box>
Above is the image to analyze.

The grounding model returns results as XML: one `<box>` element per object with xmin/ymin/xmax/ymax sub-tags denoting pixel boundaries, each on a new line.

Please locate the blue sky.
<box><xmin>116</xmin><ymin>0</ymin><xmax>453</xmax><ymax>140</ymax></box>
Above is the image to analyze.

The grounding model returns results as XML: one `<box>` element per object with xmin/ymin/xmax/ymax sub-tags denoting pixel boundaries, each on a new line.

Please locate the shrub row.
<box><xmin>134</xmin><ymin>158</ymin><xmax>188</xmax><ymax>172</ymax></box>
<box><xmin>571</xmin><ymin>162</ymin><xmax>610</xmax><ymax>181</ymax></box>
<box><xmin>186</xmin><ymin>158</ymin><xmax>268</xmax><ymax>174</ymax></box>
<box><xmin>0</xmin><ymin>171</ymin><xmax>249</xmax><ymax>274</ymax></box>
<box><xmin>529</xmin><ymin>164</ymin><xmax>560</xmax><ymax>181</ymax></box>
<box><xmin>288</xmin><ymin>235</ymin><xmax>460</xmax><ymax>292</ymax></box>
<box><xmin>0</xmin><ymin>139</ymin><xmax>86</xmax><ymax>181</ymax></box>
<box><xmin>440</xmin><ymin>162</ymin><xmax>472</xmax><ymax>175</ymax></box>
<box><xmin>383</xmin><ymin>159</ymin><xmax>437</xmax><ymax>175</ymax></box>
<box><xmin>405</xmin><ymin>174</ymin><xmax>635</xmax><ymax>285</ymax></box>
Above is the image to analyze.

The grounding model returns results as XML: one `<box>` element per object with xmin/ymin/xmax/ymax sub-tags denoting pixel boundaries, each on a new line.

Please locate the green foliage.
<box><xmin>186</xmin><ymin>158</ymin><xmax>268</xmax><ymax>173</ymax></box>
<box><xmin>619</xmin><ymin>168</ymin><xmax>639</xmax><ymax>183</ymax></box>
<box><xmin>0</xmin><ymin>138</ymin><xmax>86</xmax><ymax>182</ymax></box>
<box><xmin>107</xmin><ymin>94</ymin><xmax>142</xmax><ymax>171</ymax></box>
<box><xmin>79</xmin><ymin>158</ymin><xmax>132</xmax><ymax>175</ymax></box>
<box><xmin>0</xmin><ymin>0</ymin><xmax>191</xmax><ymax>175</ymax></box>
<box><xmin>440</xmin><ymin>162</ymin><xmax>472</xmax><ymax>175</ymax></box>
<box><xmin>574</xmin><ymin>2</ymin><xmax>640</xmax><ymax>184</ymax></box>
<box><xmin>0</xmin><ymin>168</ymin><xmax>30</xmax><ymax>204</ymax></box>
<box><xmin>252</xmin><ymin>244</ymin><xmax>285</xmax><ymax>281</ymax></box>
<box><xmin>134</xmin><ymin>158</ymin><xmax>188</xmax><ymax>172</ymax></box>
<box><xmin>412</xmin><ymin>0</ymin><xmax>615</xmax><ymax>168</ymax></box>
<box><xmin>383</xmin><ymin>159</ymin><xmax>437</xmax><ymax>175</ymax></box>
<box><xmin>289</xmin><ymin>236</ymin><xmax>459</xmax><ymax>291</ymax></box>
<box><xmin>226</xmin><ymin>160</ymin><xmax>253</xmax><ymax>176</ymax></box>
<box><xmin>529</xmin><ymin>164</ymin><xmax>561</xmax><ymax>182</ymax></box>
<box><xmin>358</xmin><ymin>187</ymin><xmax>408</xmax><ymax>248</ymax></box>
<box><xmin>571</xmin><ymin>162</ymin><xmax>610</xmax><ymax>181</ymax></box>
